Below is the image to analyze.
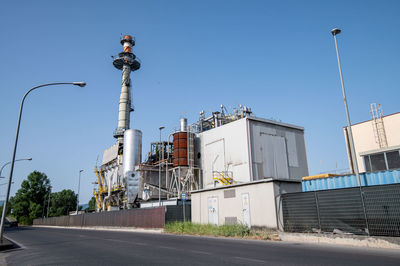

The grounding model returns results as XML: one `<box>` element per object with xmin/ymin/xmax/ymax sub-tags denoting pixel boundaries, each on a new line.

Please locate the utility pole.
<box><xmin>159</xmin><ymin>126</ymin><xmax>165</xmax><ymax>207</ymax></box>
<box><xmin>76</xmin><ymin>170</ymin><xmax>83</xmax><ymax>215</ymax></box>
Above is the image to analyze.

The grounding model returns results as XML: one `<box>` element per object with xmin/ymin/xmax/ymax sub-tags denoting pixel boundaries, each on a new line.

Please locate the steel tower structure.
<box><xmin>113</xmin><ymin>35</ymin><xmax>141</xmax><ymax>143</ymax></box>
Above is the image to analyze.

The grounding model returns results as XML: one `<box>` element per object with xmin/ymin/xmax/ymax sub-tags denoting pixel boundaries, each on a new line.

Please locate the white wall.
<box><xmin>191</xmin><ymin>181</ymin><xmax>279</xmax><ymax>228</ymax></box>
<box><xmin>198</xmin><ymin>118</ymin><xmax>251</xmax><ymax>188</ymax></box>
<box><xmin>345</xmin><ymin>112</ymin><xmax>400</xmax><ymax>172</ymax></box>
<box><xmin>197</xmin><ymin>117</ymin><xmax>309</xmax><ymax>188</ymax></box>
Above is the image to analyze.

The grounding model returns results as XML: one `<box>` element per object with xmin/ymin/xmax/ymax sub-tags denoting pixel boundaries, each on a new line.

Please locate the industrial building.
<box><xmin>344</xmin><ymin>104</ymin><xmax>400</xmax><ymax>173</ymax></box>
<box><xmin>191</xmin><ymin>114</ymin><xmax>308</xmax><ymax>228</ymax></box>
<box><xmin>302</xmin><ymin>104</ymin><xmax>400</xmax><ymax>191</ymax></box>
<box><xmin>92</xmin><ymin>35</ymin><xmax>309</xmax><ymax>229</ymax></box>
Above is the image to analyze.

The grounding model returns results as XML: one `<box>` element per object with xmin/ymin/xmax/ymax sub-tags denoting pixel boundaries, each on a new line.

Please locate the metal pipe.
<box><xmin>76</xmin><ymin>170</ymin><xmax>83</xmax><ymax>215</ymax></box>
<box><xmin>180</xmin><ymin>118</ymin><xmax>187</xmax><ymax>132</ymax></box>
<box><xmin>0</xmin><ymin>82</ymin><xmax>86</xmax><ymax>242</ymax></box>
<box><xmin>158</xmin><ymin>126</ymin><xmax>165</xmax><ymax>206</ymax></box>
<box><xmin>117</xmin><ymin>65</ymin><xmax>132</xmax><ymax>139</ymax></box>
<box><xmin>166</xmin><ymin>133</ymin><xmax>174</xmax><ymax>199</ymax></box>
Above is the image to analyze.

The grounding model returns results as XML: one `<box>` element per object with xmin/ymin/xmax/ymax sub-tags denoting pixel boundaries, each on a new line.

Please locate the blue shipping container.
<box><xmin>302</xmin><ymin>169</ymin><xmax>400</xmax><ymax>192</ymax></box>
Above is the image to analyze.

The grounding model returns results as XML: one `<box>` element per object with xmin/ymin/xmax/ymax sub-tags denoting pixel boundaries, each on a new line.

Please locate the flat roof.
<box><xmin>344</xmin><ymin>111</ymin><xmax>400</xmax><ymax>128</ymax></box>
<box><xmin>191</xmin><ymin>178</ymin><xmax>300</xmax><ymax>193</ymax></box>
<box><xmin>359</xmin><ymin>144</ymin><xmax>400</xmax><ymax>156</ymax></box>
<box><xmin>248</xmin><ymin>116</ymin><xmax>304</xmax><ymax>131</ymax></box>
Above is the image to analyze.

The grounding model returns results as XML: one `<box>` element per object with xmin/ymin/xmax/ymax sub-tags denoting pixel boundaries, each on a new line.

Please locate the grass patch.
<box><xmin>165</xmin><ymin>222</ymin><xmax>280</xmax><ymax>240</ymax></box>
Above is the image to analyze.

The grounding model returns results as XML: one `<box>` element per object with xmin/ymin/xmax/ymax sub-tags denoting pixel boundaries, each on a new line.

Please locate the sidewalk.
<box><xmin>280</xmin><ymin>232</ymin><xmax>400</xmax><ymax>250</ymax></box>
<box><xmin>0</xmin><ymin>238</ymin><xmax>14</xmax><ymax>251</ymax></box>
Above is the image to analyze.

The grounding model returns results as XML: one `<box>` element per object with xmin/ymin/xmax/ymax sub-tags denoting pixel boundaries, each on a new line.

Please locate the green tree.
<box><xmin>88</xmin><ymin>196</ymin><xmax>96</xmax><ymax>210</ymax></box>
<box><xmin>49</xmin><ymin>189</ymin><xmax>77</xmax><ymax>217</ymax></box>
<box><xmin>9</xmin><ymin>171</ymin><xmax>51</xmax><ymax>224</ymax></box>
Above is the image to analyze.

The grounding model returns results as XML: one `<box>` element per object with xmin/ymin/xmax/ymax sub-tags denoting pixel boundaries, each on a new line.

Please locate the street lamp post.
<box><xmin>76</xmin><ymin>170</ymin><xmax>83</xmax><ymax>215</ymax></box>
<box><xmin>0</xmin><ymin>158</ymin><xmax>32</xmax><ymax>178</ymax></box>
<box><xmin>158</xmin><ymin>126</ymin><xmax>165</xmax><ymax>207</ymax></box>
<box><xmin>47</xmin><ymin>186</ymin><xmax>51</xmax><ymax>218</ymax></box>
<box><xmin>331</xmin><ymin>28</ymin><xmax>361</xmax><ymax>185</ymax></box>
<box><xmin>0</xmin><ymin>82</ymin><xmax>86</xmax><ymax>242</ymax></box>
<box><xmin>331</xmin><ymin>28</ymin><xmax>369</xmax><ymax>235</ymax></box>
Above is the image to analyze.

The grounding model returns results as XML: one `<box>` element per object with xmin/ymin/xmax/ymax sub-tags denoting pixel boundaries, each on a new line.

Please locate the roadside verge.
<box><xmin>280</xmin><ymin>232</ymin><xmax>400</xmax><ymax>250</ymax></box>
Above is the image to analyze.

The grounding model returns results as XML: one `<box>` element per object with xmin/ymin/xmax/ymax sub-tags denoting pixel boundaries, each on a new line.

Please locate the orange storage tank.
<box><xmin>172</xmin><ymin>132</ymin><xmax>194</xmax><ymax>167</ymax></box>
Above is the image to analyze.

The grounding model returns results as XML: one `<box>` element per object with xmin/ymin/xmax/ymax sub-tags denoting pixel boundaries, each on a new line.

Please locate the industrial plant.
<box><xmin>91</xmin><ymin>35</ymin><xmax>308</xmax><ymax>228</ymax></box>
<box><xmin>34</xmin><ymin>34</ymin><xmax>400</xmax><ymax>238</ymax></box>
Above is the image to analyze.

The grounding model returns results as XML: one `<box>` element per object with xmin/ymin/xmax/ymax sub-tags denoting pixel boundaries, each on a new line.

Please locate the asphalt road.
<box><xmin>2</xmin><ymin>227</ymin><xmax>400</xmax><ymax>265</ymax></box>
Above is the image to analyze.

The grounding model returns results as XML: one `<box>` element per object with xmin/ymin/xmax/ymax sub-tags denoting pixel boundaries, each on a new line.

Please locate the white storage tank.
<box><xmin>123</xmin><ymin>129</ymin><xmax>142</xmax><ymax>206</ymax></box>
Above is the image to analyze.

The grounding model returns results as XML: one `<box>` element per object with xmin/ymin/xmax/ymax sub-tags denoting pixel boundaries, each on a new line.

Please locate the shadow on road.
<box><xmin>4</xmin><ymin>226</ymin><xmax>34</xmax><ymax>232</ymax></box>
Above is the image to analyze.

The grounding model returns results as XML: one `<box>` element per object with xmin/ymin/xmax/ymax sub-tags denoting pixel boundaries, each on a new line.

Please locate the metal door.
<box><xmin>208</xmin><ymin>197</ymin><xmax>219</xmax><ymax>225</ymax></box>
<box><xmin>242</xmin><ymin>193</ymin><xmax>250</xmax><ymax>228</ymax></box>
<box><xmin>261</xmin><ymin>134</ymin><xmax>289</xmax><ymax>179</ymax></box>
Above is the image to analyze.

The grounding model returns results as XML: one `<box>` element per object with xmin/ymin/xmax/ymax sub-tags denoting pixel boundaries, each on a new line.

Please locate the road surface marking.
<box><xmin>190</xmin><ymin>250</ymin><xmax>211</xmax><ymax>255</ymax></box>
<box><xmin>233</xmin><ymin>256</ymin><xmax>267</xmax><ymax>264</ymax></box>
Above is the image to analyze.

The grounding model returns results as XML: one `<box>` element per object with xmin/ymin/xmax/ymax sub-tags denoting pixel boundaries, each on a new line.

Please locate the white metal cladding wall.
<box><xmin>249</xmin><ymin>119</ymin><xmax>308</xmax><ymax>181</ymax></box>
<box><xmin>345</xmin><ymin>113</ymin><xmax>400</xmax><ymax>173</ymax></box>
<box><xmin>198</xmin><ymin>118</ymin><xmax>251</xmax><ymax>188</ymax></box>
<box><xmin>191</xmin><ymin>181</ymin><xmax>279</xmax><ymax>228</ymax></box>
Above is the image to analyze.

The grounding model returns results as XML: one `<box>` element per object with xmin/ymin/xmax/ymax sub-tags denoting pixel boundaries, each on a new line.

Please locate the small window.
<box><xmin>363</xmin><ymin>156</ymin><xmax>371</xmax><ymax>172</ymax></box>
<box><xmin>386</xmin><ymin>151</ymin><xmax>400</xmax><ymax>170</ymax></box>
<box><xmin>370</xmin><ymin>153</ymin><xmax>386</xmax><ymax>171</ymax></box>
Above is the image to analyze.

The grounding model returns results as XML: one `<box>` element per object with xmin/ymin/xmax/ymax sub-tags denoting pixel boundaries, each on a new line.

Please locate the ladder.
<box><xmin>369</xmin><ymin>103</ymin><xmax>388</xmax><ymax>148</ymax></box>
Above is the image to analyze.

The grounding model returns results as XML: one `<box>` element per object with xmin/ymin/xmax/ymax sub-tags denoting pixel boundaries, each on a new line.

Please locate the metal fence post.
<box><xmin>314</xmin><ymin>191</ymin><xmax>322</xmax><ymax>232</ymax></box>
<box><xmin>359</xmin><ymin>187</ymin><xmax>370</xmax><ymax>236</ymax></box>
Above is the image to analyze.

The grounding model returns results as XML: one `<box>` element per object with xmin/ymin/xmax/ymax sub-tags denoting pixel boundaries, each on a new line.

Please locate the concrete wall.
<box><xmin>191</xmin><ymin>180</ymin><xmax>301</xmax><ymax>228</ymax></box>
<box><xmin>344</xmin><ymin>112</ymin><xmax>400</xmax><ymax>172</ymax></box>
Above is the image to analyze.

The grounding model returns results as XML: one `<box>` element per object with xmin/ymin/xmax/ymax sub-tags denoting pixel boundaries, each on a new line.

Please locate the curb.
<box><xmin>32</xmin><ymin>225</ymin><xmax>164</xmax><ymax>234</ymax></box>
<box><xmin>280</xmin><ymin>232</ymin><xmax>400</xmax><ymax>250</ymax></box>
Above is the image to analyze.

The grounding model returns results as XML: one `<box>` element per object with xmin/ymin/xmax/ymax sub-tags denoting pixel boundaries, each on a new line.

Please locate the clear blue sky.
<box><xmin>1</xmin><ymin>0</ymin><xmax>399</xmax><ymax>204</ymax></box>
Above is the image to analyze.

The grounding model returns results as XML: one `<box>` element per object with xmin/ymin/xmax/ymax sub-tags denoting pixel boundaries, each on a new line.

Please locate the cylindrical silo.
<box><xmin>172</xmin><ymin>131</ymin><xmax>194</xmax><ymax>167</ymax></box>
<box><xmin>123</xmin><ymin>129</ymin><xmax>142</xmax><ymax>177</ymax></box>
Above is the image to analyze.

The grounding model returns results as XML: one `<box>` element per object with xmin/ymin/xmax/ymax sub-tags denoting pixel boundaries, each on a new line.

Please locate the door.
<box><xmin>208</xmin><ymin>197</ymin><xmax>219</xmax><ymax>225</ymax></box>
<box><xmin>261</xmin><ymin>134</ymin><xmax>289</xmax><ymax>179</ymax></box>
<box><xmin>242</xmin><ymin>193</ymin><xmax>250</xmax><ymax>228</ymax></box>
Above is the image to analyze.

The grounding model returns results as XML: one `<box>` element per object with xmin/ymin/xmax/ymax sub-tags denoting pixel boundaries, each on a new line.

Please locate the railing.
<box><xmin>213</xmin><ymin>171</ymin><xmax>233</xmax><ymax>186</ymax></box>
<box><xmin>279</xmin><ymin>183</ymin><xmax>400</xmax><ymax>237</ymax></box>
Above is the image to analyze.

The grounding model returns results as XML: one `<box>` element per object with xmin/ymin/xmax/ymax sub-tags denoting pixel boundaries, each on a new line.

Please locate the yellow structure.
<box><xmin>213</xmin><ymin>171</ymin><xmax>234</xmax><ymax>186</ymax></box>
<box><xmin>302</xmin><ymin>173</ymin><xmax>340</xmax><ymax>181</ymax></box>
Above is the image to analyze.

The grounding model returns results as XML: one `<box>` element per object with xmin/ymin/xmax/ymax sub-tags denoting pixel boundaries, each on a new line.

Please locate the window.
<box><xmin>364</xmin><ymin>156</ymin><xmax>371</xmax><ymax>172</ymax></box>
<box><xmin>370</xmin><ymin>153</ymin><xmax>386</xmax><ymax>171</ymax></box>
<box><xmin>386</xmin><ymin>151</ymin><xmax>400</xmax><ymax>169</ymax></box>
<box><xmin>363</xmin><ymin>150</ymin><xmax>400</xmax><ymax>172</ymax></box>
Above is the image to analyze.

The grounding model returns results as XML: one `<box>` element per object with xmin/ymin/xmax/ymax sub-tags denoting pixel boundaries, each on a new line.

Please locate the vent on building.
<box><xmin>225</xmin><ymin>217</ymin><xmax>237</xmax><ymax>225</ymax></box>
<box><xmin>224</xmin><ymin>189</ymin><xmax>236</xmax><ymax>198</ymax></box>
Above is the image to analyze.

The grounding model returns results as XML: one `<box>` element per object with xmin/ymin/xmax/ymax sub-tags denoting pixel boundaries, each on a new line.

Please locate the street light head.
<box><xmin>73</xmin><ymin>82</ymin><xmax>86</xmax><ymax>87</ymax></box>
<box><xmin>27</xmin><ymin>158</ymin><xmax>33</xmax><ymax>161</ymax></box>
<box><xmin>79</xmin><ymin>170</ymin><xmax>84</xmax><ymax>173</ymax></box>
<box><xmin>159</xmin><ymin>126</ymin><xmax>165</xmax><ymax>130</ymax></box>
<box><xmin>331</xmin><ymin>28</ymin><xmax>341</xmax><ymax>36</ymax></box>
